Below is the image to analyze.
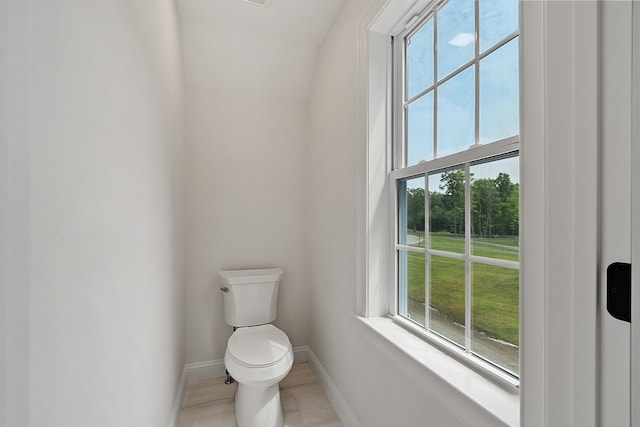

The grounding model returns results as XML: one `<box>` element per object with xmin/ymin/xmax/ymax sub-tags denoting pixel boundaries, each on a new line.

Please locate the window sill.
<box><xmin>357</xmin><ymin>316</ymin><xmax>519</xmax><ymax>427</ymax></box>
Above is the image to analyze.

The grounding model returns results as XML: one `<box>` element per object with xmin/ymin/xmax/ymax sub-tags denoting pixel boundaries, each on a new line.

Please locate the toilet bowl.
<box><xmin>219</xmin><ymin>268</ymin><xmax>292</xmax><ymax>427</ymax></box>
<box><xmin>224</xmin><ymin>324</ymin><xmax>294</xmax><ymax>427</ymax></box>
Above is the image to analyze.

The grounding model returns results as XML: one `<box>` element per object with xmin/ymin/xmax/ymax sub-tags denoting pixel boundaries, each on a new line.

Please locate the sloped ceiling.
<box><xmin>177</xmin><ymin>0</ymin><xmax>345</xmax><ymax>45</ymax></box>
<box><xmin>176</xmin><ymin>0</ymin><xmax>346</xmax><ymax>98</ymax></box>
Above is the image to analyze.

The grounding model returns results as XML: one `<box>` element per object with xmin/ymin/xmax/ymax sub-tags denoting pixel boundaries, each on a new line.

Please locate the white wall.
<box><xmin>0</xmin><ymin>1</ymin><xmax>184</xmax><ymax>426</ymax></box>
<box><xmin>178</xmin><ymin>2</ymin><xmax>313</xmax><ymax>364</ymax></box>
<box><xmin>1</xmin><ymin>4</ymin><xmax>30</xmax><ymax>425</ymax></box>
<box><xmin>0</xmin><ymin>4</ymin><xmax>6</xmax><ymax>421</ymax></box>
<box><xmin>307</xmin><ymin>0</ymin><xmax>363</xmax><ymax>377</ymax></box>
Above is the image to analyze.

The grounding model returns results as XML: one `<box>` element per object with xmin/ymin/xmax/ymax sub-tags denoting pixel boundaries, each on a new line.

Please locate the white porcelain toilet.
<box><xmin>219</xmin><ymin>268</ymin><xmax>293</xmax><ymax>427</ymax></box>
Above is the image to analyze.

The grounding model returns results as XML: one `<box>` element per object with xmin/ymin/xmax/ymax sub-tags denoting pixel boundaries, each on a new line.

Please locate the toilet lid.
<box><xmin>227</xmin><ymin>324</ymin><xmax>291</xmax><ymax>367</ymax></box>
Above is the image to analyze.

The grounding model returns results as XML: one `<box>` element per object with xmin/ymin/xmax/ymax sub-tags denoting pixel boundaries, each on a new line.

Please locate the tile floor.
<box><xmin>178</xmin><ymin>362</ymin><xmax>343</xmax><ymax>427</ymax></box>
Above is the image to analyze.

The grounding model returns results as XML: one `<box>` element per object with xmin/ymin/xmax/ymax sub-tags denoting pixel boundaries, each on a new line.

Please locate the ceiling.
<box><xmin>176</xmin><ymin>0</ymin><xmax>346</xmax><ymax>47</ymax></box>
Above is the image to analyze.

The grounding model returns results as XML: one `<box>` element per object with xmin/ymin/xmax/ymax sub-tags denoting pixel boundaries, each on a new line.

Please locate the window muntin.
<box><xmin>394</xmin><ymin>0</ymin><xmax>520</xmax><ymax>378</ymax></box>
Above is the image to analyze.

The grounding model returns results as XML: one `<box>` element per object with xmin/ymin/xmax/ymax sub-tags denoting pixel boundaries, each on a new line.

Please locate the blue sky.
<box><xmin>405</xmin><ymin>0</ymin><xmax>519</xmax><ymax>177</ymax></box>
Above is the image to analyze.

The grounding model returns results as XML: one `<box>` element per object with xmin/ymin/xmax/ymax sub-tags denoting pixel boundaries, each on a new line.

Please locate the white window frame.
<box><xmin>357</xmin><ymin>0</ymin><xmax>613</xmax><ymax>424</ymax></box>
<box><xmin>360</xmin><ymin>0</ymin><xmax>600</xmax><ymax>423</ymax></box>
<box><xmin>389</xmin><ymin>0</ymin><xmax>521</xmax><ymax>384</ymax></box>
<box><xmin>355</xmin><ymin>0</ymin><xmax>551</xmax><ymax>424</ymax></box>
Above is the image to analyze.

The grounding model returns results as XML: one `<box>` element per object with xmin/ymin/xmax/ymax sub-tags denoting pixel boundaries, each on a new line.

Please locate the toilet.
<box><xmin>219</xmin><ymin>268</ymin><xmax>293</xmax><ymax>427</ymax></box>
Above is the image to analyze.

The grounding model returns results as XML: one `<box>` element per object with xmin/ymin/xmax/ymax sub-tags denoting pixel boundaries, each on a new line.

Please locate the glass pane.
<box><xmin>428</xmin><ymin>169</ymin><xmax>465</xmax><ymax>253</ymax></box>
<box><xmin>398</xmin><ymin>250</ymin><xmax>426</xmax><ymax>326</ymax></box>
<box><xmin>437</xmin><ymin>0</ymin><xmax>475</xmax><ymax>79</ymax></box>
<box><xmin>479</xmin><ymin>38</ymin><xmax>519</xmax><ymax>144</ymax></box>
<box><xmin>406</xmin><ymin>20</ymin><xmax>434</xmax><ymax>100</ymax></box>
<box><xmin>398</xmin><ymin>176</ymin><xmax>425</xmax><ymax>246</ymax></box>
<box><xmin>406</xmin><ymin>92</ymin><xmax>434</xmax><ymax>166</ymax></box>
<box><xmin>470</xmin><ymin>156</ymin><xmax>519</xmax><ymax>261</ymax></box>
<box><xmin>437</xmin><ymin>65</ymin><xmax>474</xmax><ymax>157</ymax></box>
<box><xmin>471</xmin><ymin>262</ymin><xmax>519</xmax><ymax>375</ymax></box>
<box><xmin>429</xmin><ymin>255</ymin><xmax>465</xmax><ymax>346</ymax></box>
<box><xmin>479</xmin><ymin>0</ymin><xmax>519</xmax><ymax>53</ymax></box>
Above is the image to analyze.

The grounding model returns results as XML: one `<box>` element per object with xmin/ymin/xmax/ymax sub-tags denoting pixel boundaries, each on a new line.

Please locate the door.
<box><xmin>601</xmin><ymin>1</ymin><xmax>634</xmax><ymax>426</ymax></box>
<box><xmin>632</xmin><ymin>2</ymin><xmax>640</xmax><ymax>426</ymax></box>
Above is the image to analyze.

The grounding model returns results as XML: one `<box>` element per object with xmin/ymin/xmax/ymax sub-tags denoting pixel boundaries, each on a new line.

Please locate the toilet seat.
<box><xmin>227</xmin><ymin>324</ymin><xmax>291</xmax><ymax>368</ymax></box>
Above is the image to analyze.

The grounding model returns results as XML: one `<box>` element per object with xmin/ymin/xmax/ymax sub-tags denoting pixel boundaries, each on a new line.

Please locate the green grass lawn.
<box><xmin>426</xmin><ymin>233</ymin><xmax>519</xmax><ymax>261</ymax></box>
<box><xmin>404</xmin><ymin>232</ymin><xmax>519</xmax><ymax>345</ymax></box>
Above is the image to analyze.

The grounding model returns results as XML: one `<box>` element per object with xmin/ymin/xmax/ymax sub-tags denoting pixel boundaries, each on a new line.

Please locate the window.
<box><xmin>392</xmin><ymin>0</ymin><xmax>520</xmax><ymax>378</ymax></box>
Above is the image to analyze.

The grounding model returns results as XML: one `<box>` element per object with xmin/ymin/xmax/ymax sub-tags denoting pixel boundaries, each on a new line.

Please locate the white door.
<box><xmin>601</xmin><ymin>1</ymin><xmax>635</xmax><ymax>426</ymax></box>
<box><xmin>632</xmin><ymin>2</ymin><xmax>640</xmax><ymax>426</ymax></box>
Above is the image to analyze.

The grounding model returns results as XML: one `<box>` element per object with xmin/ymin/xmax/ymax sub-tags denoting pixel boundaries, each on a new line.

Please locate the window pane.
<box><xmin>396</xmin><ymin>0</ymin><xmax>521</xmax><ymax>379</ymax></box>
<box><xmin>471</xmin><ymin>262</ymin><xmax>519</xmax><ymax>375</ymax></box>
<box><xmin>430</xmin><ymin>255</ymin><xmax>465</xmax><ymax>347</ymax></box>
<box><xmin>479</xmin><ymin>0</ymin><xmax>519</xmax><ymax>53</ymax></box>
<box><xmin>437</xmin><ymin>0</ymin><xmax>475</xmax><ymax>79</ymax></box>
<box><xmin>470</xmin><ymin>156</ymin><xmax>519</xmax><ymax>261</ymax></box>
<box><xmin>406</xmin><ymin>92</ymin><xmax>434</xmax><ymax>166</ymax></box>
<box><xmin>398</xmin><ymin>176</ymin><xmax>425</xmax><ymax>246</ymax></box>
<box><xmin>479</xmin><ymin>38</ymin><xmax>519</xmax><ymax>144</ymax></box>
<box><xmin>398</xmin><ymin>250</ymin><xmax>426</xmax><ymax>326</ymax></box>
<box><xmin>437</xmin><ymin>65</ymin><xmax>474</xmax><ymax>157</ymax></box>
<box><xmin>428</xmin><ymin>169</ymin><xmax>465</xmax><ymax>253</ymax></box>
<box><xmin>406</xmin><ymin>20</ymin><xmax>434</xmax><ymax>100</ymax></box>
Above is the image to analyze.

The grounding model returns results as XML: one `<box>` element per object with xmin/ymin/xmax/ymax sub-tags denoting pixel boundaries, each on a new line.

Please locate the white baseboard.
<box><xmin>184</xmin><ymin>359</ymin><xmax>227</xmax><ymax>384</ymax></box>
<box><xmin>168</xmin><ymin>367</ymin><xmax>186</xmax><ymax>427</ymax></box>
<box><xmin>182</xmin><ymin>346</ymin><xmax>309</xmax><ymax>384</ymax></box>
<box><xmin>292</xmin><ymin>346</ymin><xmax>308</xmax><ymax>363</ymax></box>
<box><xmin>304</xmin><ymin>348</ymin><xmax>361</xmax><ymax>427</ymax></box>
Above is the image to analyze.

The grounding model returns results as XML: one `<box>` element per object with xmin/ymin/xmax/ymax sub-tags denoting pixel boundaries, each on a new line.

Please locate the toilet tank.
<box><xmin>219</xmin><ymin>268</ymin><xmax>283</xmax><ymax>327</ymax></box>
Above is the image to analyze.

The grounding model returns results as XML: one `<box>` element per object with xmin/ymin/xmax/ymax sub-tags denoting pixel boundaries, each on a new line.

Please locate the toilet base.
<box><xmin>235</xmin><ymin>382</ymin><xmax>283</xmax><ymax>427</ymax></box>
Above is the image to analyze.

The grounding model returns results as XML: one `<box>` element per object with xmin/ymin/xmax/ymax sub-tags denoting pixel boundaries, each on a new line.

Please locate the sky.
<box><xmin>404</xmin><ymin>0</ymin><xmax>520</xmax><ymax>187</ymax></box>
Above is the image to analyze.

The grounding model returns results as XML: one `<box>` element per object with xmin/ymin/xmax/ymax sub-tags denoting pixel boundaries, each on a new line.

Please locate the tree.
<box><xmin>439</xmin><ymin>169</ymin><xmax>465</xmax><ymax>235</ymax></box>
<box><xmin>406</xmin><ymin>187</ymin><xmax>425</xmax><ymax>231</ymax></box>
<box><xmin>471</xmin><ymin>173</ymin><xmax>518</xmax><ymax>238</ymax></box>
<box><xmin>410</xmin><ymin>170</ymin><xmax>518</xmax><ymax>239</ymax></box>
<box><xmin>504</xmin><ymin>183</ymin><xmax>519</xmax><ymax>235</ymax></box>
<box><xmin>429</xmin><ymin>192</ymin><xmax>450</xmax><ymax>232</ymax></box>
<box><xmin>472</xmin><ymin>178</ymin><xmax>497</xmax><ymax>238</ymax></box>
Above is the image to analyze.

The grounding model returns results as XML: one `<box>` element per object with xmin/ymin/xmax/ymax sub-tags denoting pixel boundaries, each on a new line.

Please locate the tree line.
<box><xmin>405</xmin><ymin>170</ymin><xmax>519</xmax><ymax>238</ymax></box>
